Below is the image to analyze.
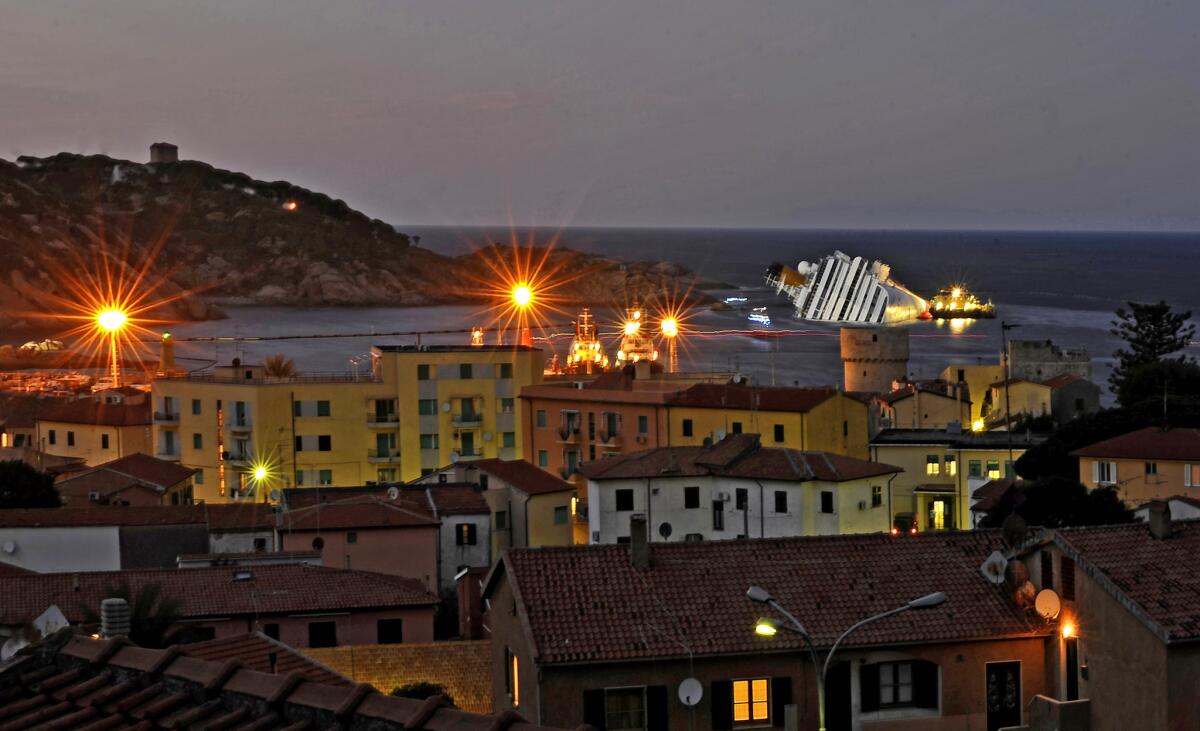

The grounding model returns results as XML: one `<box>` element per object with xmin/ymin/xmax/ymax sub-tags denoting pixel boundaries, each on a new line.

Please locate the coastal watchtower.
<box><xmin>841</xmin><ymin>326</ymin><xmax>909</xmax><ymax>393</ymax></box>
<box><xmin>149</xmin><ymin>142</ymin><xmax>178</xmax><ymax>163</ymax></box>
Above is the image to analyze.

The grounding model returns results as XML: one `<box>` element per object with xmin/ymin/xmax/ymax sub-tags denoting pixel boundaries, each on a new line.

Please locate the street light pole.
<box><xmin>1001</xmin><ymin>321</ymin><xmax>1020</xmax><ymax>469</ymax></box>
<box><xmin>749</xmin><ymin>587</ymin><xmax>946</xmax><ymax>731</ymax></box>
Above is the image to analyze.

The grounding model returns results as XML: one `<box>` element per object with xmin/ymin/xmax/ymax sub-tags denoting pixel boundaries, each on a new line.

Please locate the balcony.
<box><xmin>367</xmin><ymin>413</ymin><xmax>400</xmax><ymax>428</ymax></box>
<box><xmin>224</xmin><ymin>451</ymin><xmax>251</xmax><ymax>465</ymax></box>
<box><xmin>559</xmin><ymin>466</ymin><xmax>578</xmax><ymax>480</ymax></box>
<box><xmin>155</xmin><ymin>450</ymin><xmax>180</xmax><ymax>462</ymax></box>
<box><xmin>598</xmin><ymin>431</ymin><xmax>622</xmax><ymax>448</ymax></box>
<box><xmin>153</xmin><ymin>411</ymin><xmax>180</xmax><ymax>424</ymax></box>
<box><xmin>455</xmin><ymin>449</ymin><xmax>484</xmax><ymax>461</ymax></box>
<box><xmin>367</xmin><ymin>448</ymin><xmax>402</xmax><ymax>463</ymax></box>
<box><xmin>452</xmin><ymin>413</ymin><xmax>484</xmax><ymax>428</ymax></box>
<box><xmin>557</xmin><ymin>426</ymin><xmax>581</xmax><ymax>444</ymax></box>
<box><xmin>228</xmin><ymin>418</ymin><xmax>252</xmax><ymax>432</ymax></box>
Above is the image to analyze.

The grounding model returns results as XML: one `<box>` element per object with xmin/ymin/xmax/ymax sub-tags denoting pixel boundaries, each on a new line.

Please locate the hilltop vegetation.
<box><xmin>0</xmin><ymin>152</ymin><xmax>712</xmax><ymax>335</ymax></box>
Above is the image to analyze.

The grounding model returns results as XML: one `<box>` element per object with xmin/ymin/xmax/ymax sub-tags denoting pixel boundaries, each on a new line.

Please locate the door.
<box><xmin>376</xmin><ymin>433</ymin><xmax>390</xmax><ymax>458</ymax></box>
<box><xmin>1065</xmin><ymin>638</ymin><xmax>1079</xmax><ymax>701</ymax></box>
<box><xmin>928</xmin><ymin>498</ymin><xmax>952</xmax><ymax>531</ymax></box>
<box><xmin>824</xmin><ymin>661</ymin><xmax>851</xmax><ymax>731</ymax></box>
<box><xmin>985</xmin><ymin>661</ymin><xmax>1021</xmax><ymax>731</ymax></box>
<box><xmin>461</xmin><ymin>431</ymin><xmax>475</xmax><ymax>457</ymax></box>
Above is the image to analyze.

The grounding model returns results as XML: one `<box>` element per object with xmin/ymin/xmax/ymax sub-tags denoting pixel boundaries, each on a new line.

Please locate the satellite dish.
<box><xmin>1035</xmin><ymin>589</ymin><xmax>1062</xmax><ymax>620</ymax></box>
<box><xmin>658</xmin><ymin>522</ymin><xmax>673</xmax><ymax>539</ymax></box>
<box><xmin>33</xmin><ymin>605</ymin><xmax>69</xmax><ymax>638</ymax></box>
<box><xmin>1</xmin><ymin>637</ymin><xmax>29</xmax><ymax>662</ymax></box>
<box><xmin>268</xmin><ymin>490</ymin><xmax>281</xmax><ymax>502</ymax></box>
<box><xmin>442</xmin><ymin>402</ymin><xmax>452</xmax><ymax>412</ymax></box>
<box><xmin>387</xmin><ymin>486</ymin><xmax>400</xmax><ymax>500</ymax></box>
<box><xmin>1014</xmin><ymin>580</ymin><xmax>1037</xmax><ymax>609</ymax></box>
<box><xmin>678</xmin><ymin>678</ymin><xmax>703</xmax><ymax>707</ymax></box>
<box><xmin>979</xmin><ymin>550</ymin><xmax>1008</xmax><ymax>585</ymax></box>
<box><xmin>2</xmin><ymin>540</ymin><xmax>15</xmax><ymax>554</ymax></box>
<box><xmin>450</xmin><ymin>451</ymin><xmax>461</xmax><ymax>463</ymax></box>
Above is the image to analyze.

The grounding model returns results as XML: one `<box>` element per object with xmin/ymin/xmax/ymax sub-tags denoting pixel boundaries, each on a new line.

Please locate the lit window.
<box><xmin>987</xmin><ymin>460</ymin><xmax>1001</xmax><ymax>479</ymax></box>
<box><xmin>733</xmin><ymin>678</ymin><xmax>770</xmax><ymax>723</ymax></box>
<box><xmin>945</xmin><ymin>456</ymin><xmax>957</xmax><ymax>476</ymax></box>
<box><xmin>925</xmin><ymin>455</ymin><xmax>940</xmax><ymax>476</ymax></box>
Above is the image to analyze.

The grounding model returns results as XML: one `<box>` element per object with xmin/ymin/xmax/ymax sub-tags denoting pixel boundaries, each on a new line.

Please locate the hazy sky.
<box><xmin>3</xmin><ymin>1</ymin><xmax>1199</xmax><ymax>229</ymax></box>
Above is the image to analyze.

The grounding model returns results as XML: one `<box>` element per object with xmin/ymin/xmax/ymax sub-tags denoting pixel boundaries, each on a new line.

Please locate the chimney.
<box><xmin>630</xmin><ymin>513</ymin><xmax>650</xmax><ymax>569</ymax></box>
<box><xmin>100</xmin><ymin>598</ymin><xmax>131</xmax><ymax>639</ymax></box>
<box><xmin>1148</xmin><ymin>500</ymin><xmax>1172</xmax><ymax>540</ymax></box>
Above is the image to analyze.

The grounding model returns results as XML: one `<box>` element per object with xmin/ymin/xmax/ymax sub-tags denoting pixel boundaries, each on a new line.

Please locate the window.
<box><xmin>969</xmin><ymin>460</ymin><xmax>982</xmax><ymax>478</ymax></box>
<box><xmin>871</xmin><ymin>485</ymin><xmax>882</xmax><ymax>507</ymax></box>
<box><xmin>773</xmin><ymin>424</ymin><xmax>785</xmax><ymax>443</ymax></box>
<box><xmin>820</xmin><ymin>491</ymin><xmax>834</xmax><ymax>514</ymax></box>
<box><xmin>683</xmin><ymin>486</ymin><xmax>700</xmax><ymax>509</ymax></box>
<box><xmin>736</xmin><ymin>488</ymin><xmax>748</xmax><ymax>510</ymax></box>
<box><xmin>67</xmin><ymin>431</ymin><xmax>75</xmax><ymax>447</ymax></box>
<box><xmin>377</xmin><ymin>618</ymin><xmax>403</xmax><ymax>644</ymax></box>
<box><xmin>505</xmin><ymin>647</ymin><xmax>520</xmax><ymax>706</ymax></box>
<box><xmin>638</xmin><ymin>415</ymin><xmax>648</xmax><ymax>434</ymax></box>
<box><xmin>1095</xmin><ymin>460</ymin><xmax>1115</xmax><ymax>484</ymax></box>
<box><xmin>615</xmin><ymin>489</ymin><xmax>635</xmax><ymax>511</ymax></box>
<box><xmin>1188</xmin><ymin>464</ymin><xmax>1200</xmax><ymax>488</ymax></box>
<box><xmin>293</xmin><ymin>400</ymin><xmax>302</xmax><ymax>417</ymax></box>
<box><xmin>501</xmin><ymin>397</ymin><xmax>515</xmax><ymax>413</ymax></box>
<box><xmin>346</xmin><ymin>531</ymin><xmax>357</xmax><ymax>544</ymax></box>
<box><xmin>843</xmin><ymin>420</ymin><xmax>849</xmax><ymax>437</ymax></box>
<box><xmin>191</xmin><ymin>399</ymin><xmax>201</xmax><ymax>415</ymax></box>
<box><xmin>945</xmin><ymin>456</ymin><xmax>957</xmax><ymax>476</ymax></box>
<box><xmin>986</xmin><ymin>460</ymin><xmax>1001</xmax><ymax>479</ymax></box>
<box><xmin>682</xmin><ymin>419</ymin><xmax>693</xmax><ymax>437</ymax></box>
<box><xmin>378</xmin><ymin>468</ymin><xmax>396</xmax><ymax>482</ymax></box>
<box><xmin>318</xmin><ymin>469</ymin><xmax>333</xmax><ymax>485</ymax></box>
<box><xmin>193</xmin><ymin>433</ymin><xmax>202</xmax><ymax>450</ymax></box>
<box><xmin>878</xmin><ymin>662</ymin><xmax>914</xmax><ymax>707</ymax></box>
<box><xmin>774</xmin><ymin>491</ymin><xmax>788</xmax><ymax>513</ymax></box>
<box><xmin>605</xmin><ymin>687</ymin><xmax>646</xmax><ymax>730</ymax></box>
<box><xmin>253</xmin><ymin>537</ymin><xmax>267</xmax><ymax>551</ymax></box>
<box><xmin>538</xmin><ymin>449</ymin><xmax>548</xmax><ymax>467</ymax></box>
<box><xmin>418</xmin><ymin>399</ymin><xmax>437</xmax><ymax>415</ymax></box>
<box><xmin>925</xmin><ymin>455</ymin><xmax>940</xmax><ymax>476</ymax></box>
<box><xmin>263</xmin><ymin>623</ymin><xmax>279</xmax><ymax>640</ymax></box>
<box><xmin>733</xmin><ymin>678</ymin><xmax>770</xmax><ymax>723</ymax></box>
<box><xmin>101</xmin><ymin>434</ymin><xmax>110</xmax><ymax>450</ymax></box>
<box><xmin>503</xmin><ymin>431</ymin><xmax>516</xmax><ymax>448</ymax></box>
<box><xmin>496</xmin><ymin>511</ymin><xmax>508</xmax><ymax>530</ymax></box>
<box><xmin>731</xmin><ymin>421</ymin><xmax>743</xmax><ymax>434</ymax></box>
<box><xmin>417</xmin><ymin>364</ymin><xmax>431</xmax><ymax>380</ymax></box>
<box><xmin>420</xmin><ymin>433</ymin><xmax>439</xmax><ymax>449</ymax></box>
<box><xmin>460</xmin><ymin>363</ymin><xmax>473</xmax><ymax>379</ymax></box>
<box><xmin>195</xmin><ymin>469</ymin><xmax>204</xmax><ymax>485</ymax></box>
<box><xmin>316</xmin><ymin>400</ymin><xmax>331</xmax><ymax>417</ymax></box>
<box><xmin>318</xmin><ymin>435</ymin><xmax>332</xmax><ymax>451</ymax></box>
<box><xmin>536</xmin><ymin>410</ymin><xmax>547</xmax><ymax>427</ymax></box>
<box><xmin>308</xmin><ymin>621</ymin><xmax>337</xmax><ymax>648</ymax></box>
<box><xmin>498</xmin><ymin>363</ymin><xmax>513</xmax><ymax>379</ymax></box>
<box><xmin>554</xmin><ymin>505</ymin><xmax>569</xmax><ymax>524</ymax></box>
<box><xmin>456</xmin><ymin>523</ymin><xmax>477</xmax><ymax>545</ymax></box>
<box><xmin>1061</xmin><ymin>556</ymin><xmax>1075</xmax><ymax>600</ymax></box>
<box><xmin>713</xmin><ymin>501</ymin><xmax>725</xmax><ymax>530</ymax></box>
<box><xmin>1004</xmin><ymin>460</ymin><xmax>1015</xmax><ymax>479</ymax></box>
<box><xmin>48</xmin><ymin>429</ymin><xmax>56</xmax><ymax>445</ymax></box>
<box><xmin>1145</xmin><ymin>462</ymin><xmax>1158</xmax><ymax>475</ymax></box>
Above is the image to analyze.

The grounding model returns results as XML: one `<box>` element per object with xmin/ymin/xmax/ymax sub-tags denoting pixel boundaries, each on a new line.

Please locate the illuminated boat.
<box><xmin>766</xmin><ymin>251</ymin><xmax>927</xmax><ymax>325</ymax></box>
<box><xmin>747</xmin><ymin>307</ymin><xmax>771</xmax><ymax>326</ymax></box>
<box><xmin>927</xmin><ymin>286</ymin><xmax>995</xmax><ymax>319</ymax></box>
<box><xmin>564</xmin><ymin>308</ymin><xmax>610</xmax><ymax>374</ymax></box>
<box><xmin>616</xmin><ymin>301</ymin><xmax>658</xmax><ymax>364</ymax></box>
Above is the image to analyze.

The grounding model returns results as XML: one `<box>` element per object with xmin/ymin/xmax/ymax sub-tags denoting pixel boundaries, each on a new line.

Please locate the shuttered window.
<box><xmin>1061</xmin><ymin>555</ymin><xmax>1076</xmax><ymax>600</ymax></box>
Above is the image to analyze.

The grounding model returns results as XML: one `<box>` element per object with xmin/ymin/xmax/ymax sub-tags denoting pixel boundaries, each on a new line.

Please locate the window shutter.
<box><xmin>711</xmin><ymin>680</ymin><xmax>734</xmax><ymax>730</ymax></box>
<box><xmin>455</xmin><ymin>526</ymin><xmax>464</xmax><ymax>546</ymax></box>
<box><xmin>646</xmin><ymin>685</ymin><xmax>669</xmax><ymax>729</ymax></box>
<box><xmin>1061</xmin><ymin>556</ymin><xmax>1076</xmax><ymax>600</ymax></box>
<box><xmin>468</xmin><ymin>523</ymin><xmax>477</xmax><ymax>545</ymax></box>
<box><xmin>1091</xmin><ymin>461</ymin><xmax>1099</xmax><ymax>483</ymax></box>
<box><xmin>582</xmin><ymin>689</ymin><xmax>606</xmax><ymax>730</ymax></box>
<box><xmin>1041</xmin><ymin>551</ymin><xmax>1054</xmax><ymax>590</ymax></box>
<box><xmin>770</xmin><ymin>676</ymin><xmax>792</xmax><ymax>728</ymax></box>
<box><xmin>912</xmin><ymin>660</ymin><xmax>939</xmax><ymax>709</ymax></box>
<box><xmin>859</xmin><ymin>664</ymin><xmax>880</xmax><ymax>712</ymax></box>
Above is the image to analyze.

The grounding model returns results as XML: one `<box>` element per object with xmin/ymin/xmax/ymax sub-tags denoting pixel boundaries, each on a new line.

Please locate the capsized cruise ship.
<box><xmin>766</xmin><ymin>251</ymin><xmax>927</xmax><ymax>325</ymax></box>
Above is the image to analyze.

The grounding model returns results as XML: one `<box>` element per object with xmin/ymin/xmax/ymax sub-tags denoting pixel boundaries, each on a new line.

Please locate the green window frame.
<box><xmin>418</xmin><ymin>399</ymin><xmax>437</xmax><ymax>415</ymax></box>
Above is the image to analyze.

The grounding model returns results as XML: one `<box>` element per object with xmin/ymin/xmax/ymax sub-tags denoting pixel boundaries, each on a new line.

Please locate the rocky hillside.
<box><xmin>0</xmin><ymin>152</ymin><xmax>715</xmax><ymax>335</ymax></box>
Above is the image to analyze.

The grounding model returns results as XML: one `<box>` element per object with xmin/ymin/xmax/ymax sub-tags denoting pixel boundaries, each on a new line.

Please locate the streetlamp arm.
<box><xmin>821</xmin><ymin>604</ymin><xmax>911</xmax><ymax>680</ymax></box>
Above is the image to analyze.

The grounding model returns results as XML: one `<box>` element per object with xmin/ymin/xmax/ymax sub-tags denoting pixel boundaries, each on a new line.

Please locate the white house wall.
<box><xmin>0</xmin><ymin>526</ymin><xmax>121</xmax><ymax>572</ymax></box>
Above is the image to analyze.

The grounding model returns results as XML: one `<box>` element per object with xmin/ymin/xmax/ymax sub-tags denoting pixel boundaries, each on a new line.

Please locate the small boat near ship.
<box><xmin>924</xmin><ymin>285</ymin><xmax>995</xmax><ymax>319</ymax></box>
<box><xmin>747</xmin><ymin>307</ymin><xmax>771</xmax><ymax>326</ymax></box>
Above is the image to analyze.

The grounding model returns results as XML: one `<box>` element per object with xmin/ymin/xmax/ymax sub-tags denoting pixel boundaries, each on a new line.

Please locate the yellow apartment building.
<box><xmin>982</xmin><ymin>378</ymin><xmax>1053</xmax><ymax>427</ymax></box>
<box><xmin>1072</xmin><ymin>426</ymin><xmax>1200</xmax><ymax>506</ymax></box>
<box><xmin>870</xmin><ymin>428</ymin><xmax>1046</xmax><ymax>532</ymax></box>
<box><xmin>663</xmin><ymin>384</ymin><xmax>871</xmax><ymax>459</ymax></box>
<box><xmin>152</xmin><ymin>345</ymin><xmax>543</xmax><ymax>503</ymax></box>
<box><xmin>34</xmin><ymin>395</ymin><xmax>151</xmax><ymax>467</ymax></box>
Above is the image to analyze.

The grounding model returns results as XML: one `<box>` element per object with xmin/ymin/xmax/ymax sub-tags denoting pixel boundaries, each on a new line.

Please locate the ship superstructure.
<box><xmin>766</xmin><ymin>251</ymin><xmax>927</xmax><ymax>325</ymax></box>
<box><xmin>615</xmin><ymin>301</ymin><xmax>658</xmax><ymax>364</ymax></box>
<box><xmin>564</xmin><ymin>308</ymin><xmax>609</xmax><ymax>374</ymax></box>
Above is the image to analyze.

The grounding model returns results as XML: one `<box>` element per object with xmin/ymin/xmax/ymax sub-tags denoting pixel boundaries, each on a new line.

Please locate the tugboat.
<box><xmin>564</xmin><ymin>308</ymin><xmax>610</xmax><ymax>374</ymax></box>
<box><xmin>615</xmin><ymin>300</ymin><xmax>659</xmax><ymax>365</ymax></box>
<box><xmin>927</xmin><ymin>285</ymin><xmax>995</xmax><ymax>319</ymax></box>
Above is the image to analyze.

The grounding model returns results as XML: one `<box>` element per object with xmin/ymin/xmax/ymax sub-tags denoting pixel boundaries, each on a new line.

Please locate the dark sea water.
<box><xmin>163</xmin><ymin>228</ymin><xmax>1200</xmax><ymax>403</ymax></box>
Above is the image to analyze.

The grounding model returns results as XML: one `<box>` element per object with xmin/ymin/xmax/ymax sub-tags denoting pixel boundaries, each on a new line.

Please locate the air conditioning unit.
<box><xmin>88</xmin><ymin>491</ymin><xmax>101</xmax><ymax>501</ymax></box>
<box><xmin>858</xmin><ymin>500</ymin><xmax>867</xmax><ymax>511</ymax></box>
<box><xmin>716</xmin><ymin>491</ymin><xmax>731</xmax><ymax>502</ymax></box>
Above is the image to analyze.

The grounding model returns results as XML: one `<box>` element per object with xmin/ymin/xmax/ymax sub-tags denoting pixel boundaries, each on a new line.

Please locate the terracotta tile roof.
<box><xmin>280</xmin><ymin>497</ymin><xmax>438</xmax><ymax>531</ymax></box>
<box><xmin>78</xmin><ymin>453</ymin><xmax>196</xmax><ymax>488</ymax></box>
<box><xmin>1070</xmin><ymin>427</ymin><xmax>1200</xmax><ymax>461</ymax></box>
<box><xmin>1041</xmin><ymin>373</ymin><xmax>1087</xmax><ymax>389</ymax></box>
<box><xmin>0</xmin><ymin>395</ymin><xmax>67</xmax><ymax>429</ymax></box>
<box><xmin>881</xmin><ymin>381</ymin><xmax>970</xmax><ymax>405</ymax></box>
<box><xmin>0</xmin><ymin>503</ymin><xmax>274</xmax><ymax>530</ymax></box>
<box><xmin>180</xmin><ymin>632</ymin><xmax>351</xmax><ymax>686</ymax></box>
<box><xmin>0</xmin><ymin>560</ymin><xmax>34</xmax><ymax>576</ymax></box>
<box><xmin>578</xmin><ymin>433</ymin><xmax>901</xmax><ymax>483</ymax></box>
<box><xmin>470</xmin><ymin>459</ymin><xmax>575</xmax><ymax>495</ymax></box>
<box><xmin>36</xmin><ymin>399</ymin><xmax>151</xmax><ymax>426</ymax></box>
<box><xmin>666</xmin><ymin>383</ymin><xmax>838</xmax><ymax>412</ymax></box>
<box><xmin>0</xmin><ymin>632</ymin><xmax>565</xmax><ymax>731</ymax></box>
<box><xmin>176</xmin><ymin>550</ymin><xmax>322</xmax><ymax>564</ymax></box>
<box><xmin>281</xmin><ymin>485</ymin><xmax>394</xmax><ymax>509</ymax></box>
<box><xmin>0</xmin><ymin>564</ymin><xmax>437</xmax><ymax>625</ymax></box>
<box><xmin>425</xmin><ymin>485</ymin><xmax>490</xmax><ymax>514</ymax></box>
<box><xmin>1050</xmin><ymin>521</ymin><xmax>1200</xmax><ymax>643</ymax></box>
<box><xmin>491</xmin><ymin>530</ymin><xmax>1045</xmax><ymax>665</ymax></box>
<box><xmin>871</xmin><ymin>429</ymin><xmax>1048</xmax><ymax>449</ymax></box>
<box><xmin>306</xmin><ymin>640</ymin><xmax>493</xmax><ymax>714</ymax></box>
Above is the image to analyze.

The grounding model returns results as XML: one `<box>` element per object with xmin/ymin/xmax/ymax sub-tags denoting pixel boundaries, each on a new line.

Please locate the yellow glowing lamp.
<box><xmin>1061</xmin><ymin>621</ymin><xmax>1076</xmax><ymax>639</ymax></box>
<box><xmin>971</xmin><ymin>418</ymin><xmax>985</xmax><ymax>432</ymax></box>
<box><xmin>624</xmin><ymin>320</ymin><xmax>640</xmax><ymax>336</ymax></box>
<box><xmin>512</xmin><ymin>284</ymin><xmax>533</xmax><ymax>308</ymax></box>
<box><xmin>754</xmin><ymin>619</ymin><xmax>779</xmax><ymax>637</ymax></box>
<box><xmin>951</xmin><ymin>287</ymin><xmax>962</xmax><ymax>299</ymax></box>
<box><xmin>96</xmin><ymin>308</ymin><xmax>127</xmax><ymax>333</ymax></box>
<box><xmin>253</xmin><ymin>466</ymin><xmax>268</xmax><ymax>482</ymax></box>
<box><xmin>661</xmin><ymin>318</ymin><xmax>678</xmax><ymax>338</ymax></box>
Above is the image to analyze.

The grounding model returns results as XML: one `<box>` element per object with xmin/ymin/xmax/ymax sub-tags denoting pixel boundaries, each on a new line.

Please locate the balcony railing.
<box><xmin>153</xmin><ymin>411</ymin><xmax>180</xmax><ymax>424</ymax></box>
<box><xmin>598</xmin><ymin>431</ymin><xmax>621</xmax><ymax>447</ymax></box>
<box><xmin>228</xmin><ymin>417</ymin><xmax>252</xmax><ymax>431</ymax></box>
<box><xmin>557</xmin><ymin>426</ymin><xmax>580</xmax><ymax>443</ymax></box>
<box><xmin>455</xmin><ymin>449</ymin><xmax>484</xmax><ymax>461</ymax></box>
<box><xmin>367</xmin><ymin>413</ymin><xmax>400</xmax><ymax>426</ymax></box>
<box><xmin>155</xmin><ymin>450</ymin><xmax>180</xmax><ymax>461</ymax></box>
<box><xmin>367</xmin><ymin>448</ymin><xmax>402</xmax><ymax>463</ymax></box>
<box><xmin>224</xmin><ymin>451</ymin><xmax>251</xmax><ymax>464</ymax></box>
<box><xmin>452</xmin><ymin>413</ymin><xmax>484</xmax><ymax>428</ymax></box>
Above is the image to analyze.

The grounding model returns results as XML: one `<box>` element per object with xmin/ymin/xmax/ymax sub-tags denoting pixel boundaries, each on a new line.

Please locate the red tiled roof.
<box><xmin>425</xmin><ymin>485</ymin><xmax>490</xmax><ymax>514</ymax></box>
<box><xmin>36</xmin><ymin>399</ymin><xmax>151</xmax><ymax>426</ymax></box>
<box><xmin>0</xmin><ymin>395</ymin><xmax>67</xmax><ymax>429</ymax></box>
<box><xmin>280</xmin><ymin>497</ymin><xmax>438</xmax><ymax>531</ymax></box>
<box><xmin>988</xmin><ymin>378</ymin><xmax>1047</xmax><ymax>389</ymax></box>
<box><xmin>666</xmin><ymin>383</ymin><xmax>838</xmax><ymax>412</ymax></box>
<box><xmin>970</xmin><ymin>479</ymin><xmax>1017</xmax><ymax>513</ymax></box>
<box><xmin>0</xmin><ymin>503</ymin><xmax>274</xmax><ymax>530</ymax></box>
<box><xmin>82</xmin><ymin>452</ymin><xmax>196</xmax><ymax>488</ymax></box>
<box><xmin>881</xmin><ymin>381</ymin><xmax>969</xmax><ymax>405</ymax></box>
<box><xmin>0</xmin><ymin>633</ymin><xmax>563</xmax><ymax>731</ymax></box>
<box><xmin>578</xmin><ymin>433</ymin><xmax>900</xmax><ymax>483</ymax></box>
<box><xmin>1041</xmin><ymin>373</ymin><xmax>1086</xmax><ymax>389</ymax></box>
<box><xmin>1052</xmin><ymin>521</ymin><xmax>1200</xmax><ymax>643</ymax></box>
<box><xmin>0</xmin><ymin>560</ymin><xmax>34</xmax><ymax>575</ymax></box>
<box><xmin>176</xmin><ymin>550</ymin><xmax>322</xmax><ymax>563</ymax></box>
<box><xmin>180</xmin><ymin>632</ymin><xmax>352</xmax><ymax>686</ymax></box>
<box><xmin>470</xmin><ymin>459</ymin><xmax>575</xmax><ymax>495</ymax></box>
<box><xmin>1070</xmin><ymin>427</ymin><xmax>1200</xmax><ymax>461</ymax></box>
<box><xmin>0</xmin><ymin>564</ymin><xmax>437</xmax><ymax>625</ymax></box>
<box><xmin>492</xmin><ymin>530</ymin><xmax>1045</xmax><ymax>665</ymax></box>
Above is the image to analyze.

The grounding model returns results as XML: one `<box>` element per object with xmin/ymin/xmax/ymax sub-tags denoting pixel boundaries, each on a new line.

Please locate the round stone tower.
<box><xmin>841</xmin><ymin>326</ymin><xmax>909</xmax><ymax>393</ymax></box>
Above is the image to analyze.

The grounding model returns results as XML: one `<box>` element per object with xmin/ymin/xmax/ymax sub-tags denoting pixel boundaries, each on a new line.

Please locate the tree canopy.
<box><xmin>390</xmin><ymin>681</ymin><xmax>455</xmax><ymax>707</ymax></box>
<box><xmin>0</xmin><ymin>460</ymin><xmax>62</xmax><ymax>509</ymax></box>
<box><xmin>1110</xmin><ymin>300</ymin><xmax>1195</xmax><ymax>405</ymax></box>
<box><xmin>980</xmin><ymin>477</ymin><xmax>1134</xmax><ymax>529</ymax></box>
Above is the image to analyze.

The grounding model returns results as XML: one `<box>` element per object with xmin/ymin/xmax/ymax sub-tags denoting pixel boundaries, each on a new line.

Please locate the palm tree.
<box><xmin>80</xmin><ymin>582</ymin><xmax>182</xmax><ymax>648</ymax></box>
<box><xmin>264</xmin><ymin>353</ymin><xmax>297</xmax><ymax>378</ymax></box>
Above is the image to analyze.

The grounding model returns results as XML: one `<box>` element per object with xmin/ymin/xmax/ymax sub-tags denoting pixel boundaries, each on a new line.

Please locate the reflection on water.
<box><xmin>933</xmin><ymin>318</ymin><xmax>975</xmax><ymax>336</ymax></box>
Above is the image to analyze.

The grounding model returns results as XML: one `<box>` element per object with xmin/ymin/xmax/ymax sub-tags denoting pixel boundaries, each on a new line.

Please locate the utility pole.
<box><xmin>1001</xmin><ymin>321</ymin><xmax>1020</xmax><ymax>472</ymax></box>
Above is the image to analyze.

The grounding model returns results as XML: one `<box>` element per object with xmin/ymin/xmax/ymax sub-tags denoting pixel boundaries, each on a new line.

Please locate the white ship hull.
<box><xmin>766</xmin><ymin>251</ymin><xmax>927</xmax><ymax>325</ymax></box>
